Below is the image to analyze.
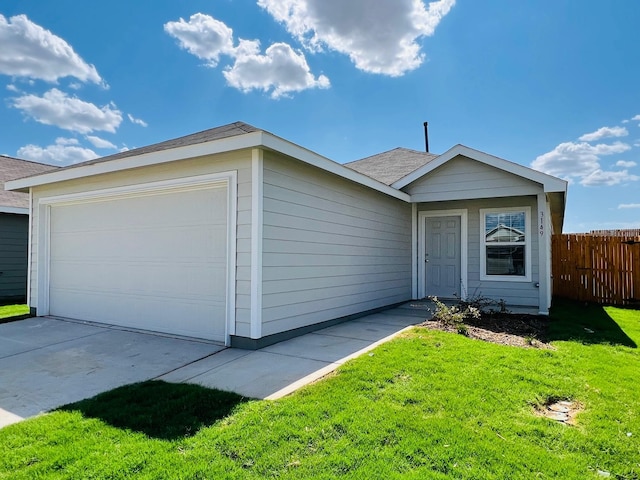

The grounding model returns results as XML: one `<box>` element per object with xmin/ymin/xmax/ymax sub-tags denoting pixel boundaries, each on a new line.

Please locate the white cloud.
<box><xmin>616</xmin><ymin>160</ymin><xmax>637</xmax><ymax>168</ymax></box>
<box><xmin>532</xmin><ymin>141</ymin><xmax>631</xmax><ymax>179</ymax></box>
<box><xmin>0</xmin><ymin>14</ymin><xmax>102</xmax><ymax>84</ymax></box>
<box><xmin>164</xmin><ymin>13</ymin><xmax>235</xmax><ymax>67</ymax></box>
<box><xmin>578</xmin><ymin>126</ymin><xmax>628</xmax><ymax>142</ymax></box>
<box><xmin>632</xmin><ymin>114</ymin><xmax>640</xmax><ymax>121</ymax></box>
<box><xmin>580</xmin><ymin>169</ymin><xmax>639</xmax><ymax>187</ymax></box>
<box><xmin>17</xmin><ymin>137</ymin><xmax>98</xmax><ymax>164</ymax></box>
<box><xmin>6</xmin><ymin>84</ymin><xmax>19</xmax><ymax>92</ymax></box>
<box><xmin>54</xmin><ymin>137</ymin><xmax>79</xmax><ymax>146</ymax></box>
<box><xmin>224</xmin><ymin>41</ymin><xmax>330</xmax><ymax>98</ymax></box>
<box><xmin>11</xmin><ymin>88</ymin><xmax>122</xmax><ymax>133</ymax></box>
<box><xmin>258</xmin><ymin>0</ymin><xmax>455</xmax><ymax>76</ymax></box>
<box><xmin>165</xmin><ymin>13</ymin><xmax>329</xmax><ymax>98</ymax></box>
<box><xmin>618</xmin><ymin>203</ymin><xmax>640</xmax><ymax>209</ymax></box>
<box><xmin>85</xmin><ymin>135</ymin><xmax>117</xmax><ymax>149</ymax></box>
<box><xmin>127</xmin><ymin>113</ymin><xmax>148</xmax><ymax>127</ymax></box>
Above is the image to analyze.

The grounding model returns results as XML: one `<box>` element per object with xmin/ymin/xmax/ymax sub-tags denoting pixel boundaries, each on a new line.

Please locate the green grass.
<box><xmin>0</xmin><ymin>304</ymin><xmax>29</xmax><ymax>320</ymax></box>
<box><xmin>1</xmin><ymin>299</ymin><xmax>639</xmax><ymax>479</ymax></box>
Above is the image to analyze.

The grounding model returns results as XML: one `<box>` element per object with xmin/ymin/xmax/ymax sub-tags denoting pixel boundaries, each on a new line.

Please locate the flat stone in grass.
<box><xmin>536</xmin><ymin>399</ymin><xmax>581</xmax><ymax>424</ymax></box>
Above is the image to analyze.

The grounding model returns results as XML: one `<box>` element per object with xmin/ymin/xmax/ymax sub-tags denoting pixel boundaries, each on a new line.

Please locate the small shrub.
<box><xmin>456</xmin><ymin>324</ymin><xmax>469</xmax><ymax>336</ymax></box>
<box><xmin>428</xmin><ymin>296</ymin><xmax>480</xmax><ymax>329</ymax></box>
<box><xmin>455</xmin><ymin>289</ymin><xmax>509</xmax><ymax>315</ymax></box>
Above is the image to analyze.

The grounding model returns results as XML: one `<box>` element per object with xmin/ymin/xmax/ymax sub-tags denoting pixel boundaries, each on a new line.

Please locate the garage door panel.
<box><xmin>49</xmin><ymin>289</ymin><xmax>225</xmax><ymax>338</ymax></box>
<box><xmin>48</xmin><ymin>185</ymin><xmax>228</xmax><ymax>342</ymax></box>
<box><xmin>51</xmin><ymin>261</ymin><xmax>223</xmax><ymax>298</ymax></box>
<box><xmin>50</xmin><ymin>189</ymin><xmax>227</xmax><ymax>232</ymax></box>
<box><xmin>52</xmin><ymin>225</ymin><xmax>222</xmax><ymax>262</ymax></box>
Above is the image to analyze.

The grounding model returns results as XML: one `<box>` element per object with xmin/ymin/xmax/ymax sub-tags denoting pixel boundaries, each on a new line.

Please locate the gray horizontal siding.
<box><xmin>419</xmin><ymin>196</ymin><xmax>540</xmax><ymax>307</ymax></box>
<box><xmin>262</xmin><ymin>152</ymin><xmax>412</xmax><ymax>336</ymax></box>
<box><xmin>406</xmin><ymin>155</ymin><xmax>542</xmax><ymax>202</ymax></box>
<box><xmin>29</xmin><ymin>151</ymin><xmax>253</xmax><ymax>336</ymax></box>
<box><xmin>0</xmin><ymin>213</ymin><xmax>28</xmax><ymax>301</ymax></box>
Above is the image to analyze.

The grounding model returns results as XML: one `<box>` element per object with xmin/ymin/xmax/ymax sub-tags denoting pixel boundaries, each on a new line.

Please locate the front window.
<box><xmin>480</xmin><ymin>208</ymin><xmax>531</xmax><ymax>281</ymax></box>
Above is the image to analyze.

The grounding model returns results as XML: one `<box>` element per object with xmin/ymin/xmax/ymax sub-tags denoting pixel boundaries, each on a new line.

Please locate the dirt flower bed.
<box><xmin>421</xmin><ymin>312</ymin><xmax>554</xmax><ymax>349</ymax></box>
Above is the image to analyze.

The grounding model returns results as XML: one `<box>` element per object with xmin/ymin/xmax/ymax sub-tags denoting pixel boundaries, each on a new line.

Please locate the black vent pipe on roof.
<box><xmin>423</xmin><ymin>121</ymin><xmax>429</xmax><ymax>153</ymax></box>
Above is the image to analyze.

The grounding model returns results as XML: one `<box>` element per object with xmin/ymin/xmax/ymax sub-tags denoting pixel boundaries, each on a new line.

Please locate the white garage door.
<box><xmin>48</xmin><ymin>185</ymin><xmax>228</xmax><ymax>342</ymax></box>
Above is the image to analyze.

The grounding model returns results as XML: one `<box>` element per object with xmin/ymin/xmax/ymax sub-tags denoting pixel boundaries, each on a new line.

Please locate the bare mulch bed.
<box><xmin>421</xmin><ymin>312</ymin><xmax>554</xmax><ymax>349</ymax></box>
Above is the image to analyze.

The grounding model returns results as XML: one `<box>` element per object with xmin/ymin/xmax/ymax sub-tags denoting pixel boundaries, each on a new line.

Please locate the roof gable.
<box><xmin>392</xmin><ymin>144</ymin><xmax>567</xmax><ymax>193</ymax></box>
<box><xmin>402</xmin><ymin>154</ymin><xmax>544</xmax><ymax>202</ymax></box>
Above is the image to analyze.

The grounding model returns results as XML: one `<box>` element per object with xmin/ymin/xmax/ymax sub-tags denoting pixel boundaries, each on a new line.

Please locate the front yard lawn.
<box><xmin>1</xmin><ymin>300</ymin><xmax>639</xmax><ymax>479</ymax></box>
<box><xmin>0</xmin><ymin>304</ymin><xmax>29</xmax><ymax>320</ymax></box>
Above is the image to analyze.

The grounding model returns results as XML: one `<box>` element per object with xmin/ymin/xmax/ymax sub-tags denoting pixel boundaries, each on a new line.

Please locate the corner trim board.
<box><xmin>411</xmin><ymin>203</ymin><xmax>418</xmax><ymax>299</ymax></box>
<box><xmin>26</xmin><ymin>188</ymin><xmax>33</xmax><ymax>307</ymax></box>
<box><xmin>250</xmin><ymin>149</ymin><xmax>263</xmax><ymax>339</ymax></box>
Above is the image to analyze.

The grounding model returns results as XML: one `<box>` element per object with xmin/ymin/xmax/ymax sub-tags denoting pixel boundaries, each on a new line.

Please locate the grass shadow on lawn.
<box><xmin>56</xmin><ymin>380</ymin><xmax>251</xmax><ymax>441</ymax></box>
<box><xmin>547</xmin><ymin>298</ymin><xmax>637</xmax><ymax>347</ymax></box>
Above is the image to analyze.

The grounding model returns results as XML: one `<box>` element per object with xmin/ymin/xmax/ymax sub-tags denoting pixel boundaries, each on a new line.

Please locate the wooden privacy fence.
<box><xmin>552</xmin><ymin>233</ymin><xmax>640</xmax><ymax>305</ymax></box>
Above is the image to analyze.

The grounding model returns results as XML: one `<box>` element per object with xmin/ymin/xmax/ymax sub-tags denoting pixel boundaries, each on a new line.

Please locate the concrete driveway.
<box><xmin>0</xmin><ymin>303</ymin><xmax>427</xmax><ymax>429</ymax></box>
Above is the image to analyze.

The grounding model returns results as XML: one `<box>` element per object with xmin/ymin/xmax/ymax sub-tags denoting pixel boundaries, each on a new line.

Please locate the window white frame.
<box><xmin>480</xmin><ymin>206</ymin><xmax>531</xmax><ymax>282</ymax></box>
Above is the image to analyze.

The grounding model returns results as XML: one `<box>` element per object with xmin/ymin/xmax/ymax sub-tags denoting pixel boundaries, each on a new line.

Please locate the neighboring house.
<box><xmin>6</xmin><ymin>122</ymin><xmax>567</xmax><ymax>347</ymax></box>
<box><xmin>0</xmin><ymin>156</ymin><xmax>58</xmax><ymax>304</ymax></box>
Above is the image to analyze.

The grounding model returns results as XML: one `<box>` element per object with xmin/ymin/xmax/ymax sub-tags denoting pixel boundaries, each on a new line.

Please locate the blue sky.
<box><xmin>1</xmin><ymin>1</ymin><xmax>639</xmax><ymax>233</ymax></box>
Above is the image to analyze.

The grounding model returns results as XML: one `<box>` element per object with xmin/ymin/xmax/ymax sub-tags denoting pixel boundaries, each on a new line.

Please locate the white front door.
<box><xmin>424</xmin><ymin>215</ymin><xmax>461</xmax><ymax>299</ymax></box>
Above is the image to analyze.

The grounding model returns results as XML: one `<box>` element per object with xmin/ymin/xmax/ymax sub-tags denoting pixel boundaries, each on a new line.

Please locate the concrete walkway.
<box><xmin>0</xmin><ymin>303</ymin><xmax>428</xmax><ymax>429</ymax></box>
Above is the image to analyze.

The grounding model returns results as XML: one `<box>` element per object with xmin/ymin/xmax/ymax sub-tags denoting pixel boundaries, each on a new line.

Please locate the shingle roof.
<box><xmin>47</xmin><ymin>121</ymin><xmax>261</xmax><ymax>174</ymax></box>
<box><xmin>0</xmin><ymin>156</ymin><xmax>58</xmax><ymax>209</ymax></box>
<box><xmin>343</xmin><ymin>147</ymin><xmax>438</xmax><ymax>185</ymax></box>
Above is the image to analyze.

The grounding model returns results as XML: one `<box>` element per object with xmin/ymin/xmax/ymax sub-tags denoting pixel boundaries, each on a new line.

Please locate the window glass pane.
<box><xmin>486</xmin><ymin>245</ymin><xmax>526</xmax><ymax>276</ymax></box>
<box><xmin>485</xmin><ymin>212</ymin><xmax>525</xmax><ymax>243</ymax></box>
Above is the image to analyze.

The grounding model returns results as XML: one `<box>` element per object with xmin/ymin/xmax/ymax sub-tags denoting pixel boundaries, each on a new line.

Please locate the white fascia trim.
<box><xmin>6</xmin><ymin>132</ymin><xmax>265</xmax><ymax>191</ymax></box>
<box><xmin>6</xmin><ymin>130</ymin><xmax>411</xmax><ymax>203</ymax></box>
<box><xmin>259</xmin><ymin>133</ymin><xmax>410</xmax><ymax>202</ymax></box>
<box><xmin>250</xmin><ymin>149</ymin><xmax>263</xmax><ymax>339</ymax></box>
<box><xmin>0</xmin><ymin>206</ymin><xmax>28</xmax><ymax>215</ymax></box>
<box><xmin>393</xmin><ymin>144</ymin><xmax>568</xmax><ymax>194</ymax></box>
<box><xmin>418</xmin><ymin>209</ymin><xmax>468</xmax><ymax>300</ymax></box>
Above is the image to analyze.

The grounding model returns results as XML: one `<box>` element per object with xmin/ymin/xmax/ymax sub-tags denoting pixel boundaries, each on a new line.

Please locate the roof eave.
<box><xmin>5</xmin><ymin>130</ymin><xmax>410</xmax><ymax>202</ymax></box>
<box><xmin>0</xmin><ymin>206</ymin><xmax>28</xmax><ymax>215</ymax></box>
<box><xmin>5</xmin><ymin>131</ymin><xmax>265</xmax><ymax>192</ymax></box>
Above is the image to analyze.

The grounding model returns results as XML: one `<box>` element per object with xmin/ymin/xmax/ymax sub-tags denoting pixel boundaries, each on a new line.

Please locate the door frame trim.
<box><xmin>418</xmin><ymin>209</ymin><xmax>468</xmax><ymax>300</ymax></box>
<box><xmin>36</xmin><ymin>171</ymin><xmax>237</xmax><ymax>345</ymax></box>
